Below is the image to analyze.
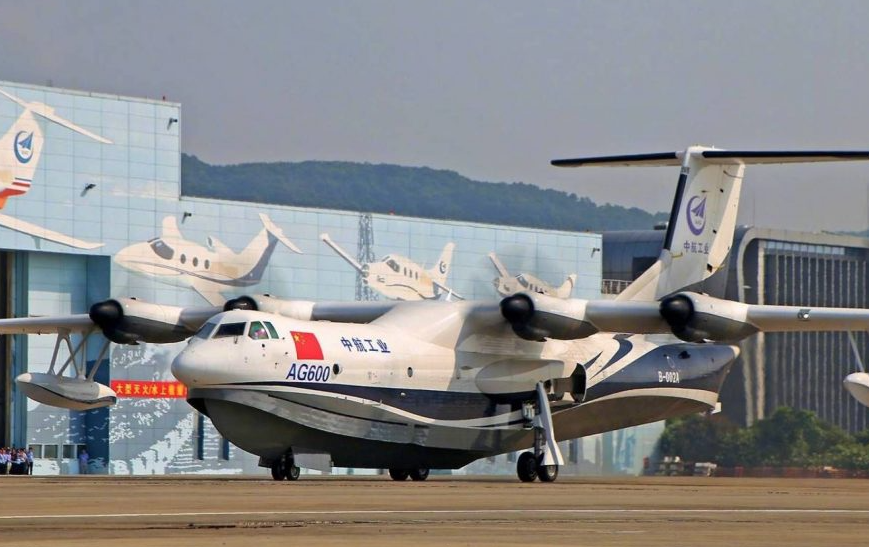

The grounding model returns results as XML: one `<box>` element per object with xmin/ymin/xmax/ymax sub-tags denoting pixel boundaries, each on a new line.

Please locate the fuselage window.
<box><xmin>148</xmin><ymin>239</ymin><xmax>174</xmax><ymax>260</ymax></box>
<box><xmin>193</xmin><ymin>257</ymin><xmax>199</xmax><ymax>267</ymax></box>
<box><xmin>248</xmin><ymin>321</ymin><xmax>270</xmax><ymax>340</ymax></box>
<box><xmin>204</xmin><ymin>259</ymin><xmax>210</xmax><ymax>269</ymax></box>
<box><xmin>264</xmin><ymin>322</ymin><xmax>279</xmax><ymax>339</ymax></box>
<box><xmin>213</xmin><ymin>322</ymin><xmax>246</xmax><ymax>338</ymax></box>
<box><xmin>180</xmin><ymin>253</ymin><xmax>187</xmax><ymax>265</ymax></box>
<box><xmin>194</xmin><ymin>321</ymin><xmax>217</xmax><ymax>340</ymax></box>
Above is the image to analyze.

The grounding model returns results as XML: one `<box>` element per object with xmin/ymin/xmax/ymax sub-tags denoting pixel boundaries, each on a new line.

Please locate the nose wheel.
<box><xmin>388</xmin><ymin>468</ymin><xmax>430</xmax><ymax>481</ymax></box>
<box><xmin>271</xmin><ymin>454</ymin><xmax>301</xmax><ymax>481</ymax></box>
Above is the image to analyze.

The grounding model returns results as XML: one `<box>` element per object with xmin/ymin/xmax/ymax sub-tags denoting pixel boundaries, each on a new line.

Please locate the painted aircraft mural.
<box><xmin>0</xmin><ymin>88</ymin><xmax>108</xmax><ymax>249</ymax></box>
<box><xmin>114</xmin><ymin>213</ymin><xmax>301</xmax><ymax>305</ymax></box>
<box><xmin>320</xmin><ymin>233</ymin><xmax>460</xmax><ymax>300</ymax></box>
<box><xmin>489</xmin><ymin>252</ymin><xmax>576</xmax><ymax>298</ymax></box>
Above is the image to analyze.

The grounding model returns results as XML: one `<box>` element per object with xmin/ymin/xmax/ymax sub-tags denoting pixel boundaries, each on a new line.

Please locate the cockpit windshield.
<box><xmin>193</xmin><ymin>321</ymin><xmax>217</xmax><ymax>340</ymax></box>
<box><xmin>213</xmin><ymin>322</ymin><xmax>246</xmax><ymax>338</ymax></box>
<box><xmin>148</xmin><ymin>238</ymin><xmax>174</xmax><ymax>260</ymax></box>
<box><xmin>385</xmin><ymin>258</ymin><xmax>400</xmax><ymax>272</ymax></box>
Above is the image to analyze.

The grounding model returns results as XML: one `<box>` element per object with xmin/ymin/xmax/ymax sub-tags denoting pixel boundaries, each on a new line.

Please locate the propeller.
<box><xmin>223</xmin><ymin>295</ymin><xmax>258</xmax><ymax>312</ymax></box>
<box><xmin>89</xmin><ymin>299</ymin><xmax>139</xmax><ymax>344</ymax></box>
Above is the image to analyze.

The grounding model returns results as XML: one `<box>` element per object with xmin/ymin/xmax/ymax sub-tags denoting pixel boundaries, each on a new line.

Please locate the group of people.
<box><xmin>0</xmin><ymin>447</ymin><xmax>33</xmax><ymax>475</ymax></box>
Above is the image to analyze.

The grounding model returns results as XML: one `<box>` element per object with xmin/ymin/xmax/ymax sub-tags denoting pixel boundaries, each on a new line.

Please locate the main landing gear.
<box><xmin>517</xmin><ymin>382</ymin><xmax>565</xmax><ymax>483</ymax></box>
<box><xmin>271</xmin><ymin>454</ymin><xmax>300</xmax><ymax>481</ymax></box>
<box><xmin>388</xmin><ymin>468</ymin><xmax>430</xmax><ymax>481</ymax></box>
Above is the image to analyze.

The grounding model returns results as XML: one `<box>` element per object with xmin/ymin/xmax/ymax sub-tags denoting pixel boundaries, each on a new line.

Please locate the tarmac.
<box><xmin>1</xmin><ymin>475</ymin><xmax>868</xmax><ymax>546</ymax></box>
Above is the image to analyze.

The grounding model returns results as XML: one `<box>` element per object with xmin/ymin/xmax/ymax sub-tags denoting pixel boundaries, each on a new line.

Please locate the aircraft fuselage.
<box><xmin>172</xmin><ymin>309</ymin><xmax>738</xmax><ymax>470</ymax></box>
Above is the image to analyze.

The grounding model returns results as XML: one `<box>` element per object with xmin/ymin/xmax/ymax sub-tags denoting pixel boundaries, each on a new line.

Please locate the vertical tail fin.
<box><xmin>429</xmin><ymin>242</ymin><xmax>455</xmax><ymax>286</ymax></box>
<box><xmin>487</xmin><ymin>252</ymin><xmax>511</xmax><ymax>278</ymax></box>
<box><xmin>556</xmin><ymin>274</ymin><xmax>577</xmax><ymax>299</ymax></box>
<box><xmin>552</xmin><ymin>147</ymin><xmax>869</xmax><ymax>302</ymax></box>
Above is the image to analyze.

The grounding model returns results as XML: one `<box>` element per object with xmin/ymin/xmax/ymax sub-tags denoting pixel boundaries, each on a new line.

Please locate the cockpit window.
<box><xmin>517</xmin><ymin>276</ymin><xmax>529</xmax><ymax>288</ymax></box>
<box><xmin>213</xmin><ymin>322</ymin><xmax>246</xmax><ymax>338</ymax></box>
<box><xmin>248</xmin><ymin>321</ymin><xmax>269</xmax><ymax>340</ymax></box>
<box><xmin>194</xmin><ymin>321</ymin><xmax>217</xmax><ymax>340</ymax></box>
<box><xmin>148</xmin><ymin>238</ymin><xmax>174</xmax><ymax>260</ymax></box>
<box><xmin>264</xmin><ymin>322</ymin><xmax>279</xmax><ymax>339</ymax></box>
<box><xmin>385</xmin><ymin>258</ymin><xmax>400</xmax><ymax>272</ymax></box>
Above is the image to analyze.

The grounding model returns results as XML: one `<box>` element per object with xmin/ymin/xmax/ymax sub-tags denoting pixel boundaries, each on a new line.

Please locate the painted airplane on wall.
<box><xmin>114</xmin><ymin>213</ymin><xmax>301</xmax><ymax>305</ymax></box>
<box><xmin>5</xmin><ymin>146</ymin><xmax>869</xmax><ymax>484</ymax></box>
<box><xmin>0</xmin><ymin>88</ymin><xmax>109</xmax><ymax>250</ymax></box>
<box><xmin>488</xmin><ymin>252</ymin><xmax>577</xmax><ymax>298</ymax></box>
<box><xmin>320</xmin><ymin>233</ymin><xmax>460</xmax><ymax>300</ymax></box>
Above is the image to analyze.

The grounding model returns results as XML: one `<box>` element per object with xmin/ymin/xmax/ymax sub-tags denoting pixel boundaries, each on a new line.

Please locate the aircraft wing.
<box><xmin>0</xmin><ymin>212</ymin><xmax>104</xmax><ymax>250</ymax></box>
<box><xmin>745</xmin><ymin>305</ymin><xmax>869</xmax><ymax>332</ymax></box>
<box><xmin>498</xmin><ymin>290</ymin><xmax>869</xmax><ymax>343</ymax></box>
<box><xmin>0</xmin><ymin>314</ymin><xmax>95</xmax><ymax>335</ymax></box>
<box><xmin>320</xmin><ymin>233</ymin><xmax>365</xmax><ymax>273</ymax></box>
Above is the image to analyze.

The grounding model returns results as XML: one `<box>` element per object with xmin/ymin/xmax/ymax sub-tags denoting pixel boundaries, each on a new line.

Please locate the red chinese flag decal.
<box><xmin>291</xmin><ymin>331</ymin><xmax>324</xmax><ymax>360</ymax></box>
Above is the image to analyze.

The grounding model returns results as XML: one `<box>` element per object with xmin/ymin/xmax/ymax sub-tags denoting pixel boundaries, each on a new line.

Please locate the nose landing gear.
<box><xmin>388</xmin><ymin>467</ymin><xmax>430</xmax><ymax>481</ymax></box>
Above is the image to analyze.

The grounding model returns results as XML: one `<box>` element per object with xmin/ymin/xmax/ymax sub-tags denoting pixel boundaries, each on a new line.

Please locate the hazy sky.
<box><xmin>3</xmin><ymin>1</ymin><xmax>869</xmax><ymax>231</ymax></box>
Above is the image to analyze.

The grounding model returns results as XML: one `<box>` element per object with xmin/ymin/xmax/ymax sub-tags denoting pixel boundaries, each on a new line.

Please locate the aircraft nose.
<box><xmin>171</xmin><ymin>348</ymin><xmax>206</xmax><ymax>387</ymax></box>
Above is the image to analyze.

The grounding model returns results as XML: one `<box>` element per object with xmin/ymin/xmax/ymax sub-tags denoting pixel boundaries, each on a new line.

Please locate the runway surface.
<box><xmin>2</xmin><ymin>475</ymin><xmax>868</xmax><ymax>546</ymax></box>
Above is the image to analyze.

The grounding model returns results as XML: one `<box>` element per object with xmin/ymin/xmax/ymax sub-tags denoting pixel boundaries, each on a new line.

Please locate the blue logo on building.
<box><xmin>686</xmin><ymin>195</ymin><xmax>706</xmax><ymax>235</ymax></box>
<box><xmin>14</xmin><ymin>131</ymin><xmax>33</xmax><ymax>164</ymax></box>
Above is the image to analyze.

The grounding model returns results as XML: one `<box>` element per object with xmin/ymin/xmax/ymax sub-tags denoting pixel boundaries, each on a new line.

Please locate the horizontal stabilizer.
<box><xmin>552</xmin><ymin>150</ymin><xmax>869</xmax><ymax>167</ymax></box>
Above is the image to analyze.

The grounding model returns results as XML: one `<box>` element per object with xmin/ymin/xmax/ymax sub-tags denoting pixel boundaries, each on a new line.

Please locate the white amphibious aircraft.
<box><xmin>6</xmin><ymin>146</ymin><xmax>869</xmax><ymax>484</ymax></box>
<box><xmin>320</xmin><ymin>233</ymin><xmax>460</xmax><ymax>300</ymax></box>
<box><xmin>115</xmin><ymin>213</ymin><xmax>301</xmax><ymax>305</ymax></box>
<box><xmin>489</xmin><ymin>252</ymin><xmax>577</xmax><ymax>298</ymax></box>
<box><xmin>0</xmin><ymin>88</ymin><xmax>110</xmax><ymax>249</ymax></box>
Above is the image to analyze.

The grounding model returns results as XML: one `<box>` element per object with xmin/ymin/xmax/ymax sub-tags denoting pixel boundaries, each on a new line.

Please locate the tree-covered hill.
<box><xmin>181</xmin><ymin>154</ymin><xmax>667</xmax><ymax>232</ymax></box>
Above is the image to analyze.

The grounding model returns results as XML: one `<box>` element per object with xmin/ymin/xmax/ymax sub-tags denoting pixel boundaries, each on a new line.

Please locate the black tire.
<box><xmin>287</xmin><ymin>464</ymin><xmax>301</xmax><ymax>481</ymax></box>
<box><xmin>270</xmin><ymin>460</ymin><xmax>286</xmax><ymax>481</ymax></box>
<box><xmin>537</xmin><ymin>461</ymin><xmax>559</xmax><ymax>483</ymax></box>
<box><xmin>388</xmin><ymin>468</ymin><xmax>410</xmax><ymax>481</ymax></box>
<box><xmin>517</xmin><ymin>452</ymin><xmax>538</xmax><ymax>482</ymax></box>
<box><xmin>409</xmin><ymin>468</ymin><xmax>430</xmax><ymax>481</ymax></box>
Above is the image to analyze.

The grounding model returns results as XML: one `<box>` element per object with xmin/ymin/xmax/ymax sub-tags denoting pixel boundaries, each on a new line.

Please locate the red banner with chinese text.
<box><xmin>110</xmin><ymin>380</ymin><xmax>188</xmax><ymax>398</ymax></box>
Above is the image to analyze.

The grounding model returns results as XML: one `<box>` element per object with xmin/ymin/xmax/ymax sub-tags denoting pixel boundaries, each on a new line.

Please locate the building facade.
<box><xmin>0</xmin><ymin>80</ymin><xmax>602</xmax><ymax>474</ymax></box>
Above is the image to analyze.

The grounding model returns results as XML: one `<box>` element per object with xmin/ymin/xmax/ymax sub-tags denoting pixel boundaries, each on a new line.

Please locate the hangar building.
<box><xmin>0</xmin><ymin>80</ymin><xmax>602</xmax><ymax>474</ymax></box>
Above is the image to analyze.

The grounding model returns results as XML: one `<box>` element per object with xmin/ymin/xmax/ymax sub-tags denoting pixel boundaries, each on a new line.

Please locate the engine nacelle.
<box><xmin>89</xmin><ymin>298</ymin><xmax>215</xmax><ymax>344</ymax></box>
<box><xmin>659</xmin><ymin>292</ymin><xmax>758</xmax><ymax>342</ymax></box>
<box><xmin>224</xmin><ymin>294</ymin><xmax>316</xmax><ymax>320</ymax></box>
<box><xmin>16</xmin><ymin>373</ymin><xmax>117</xmax><ymax>410</ymax></box>
<box><xmin>224</xmin><ymin>294</ymin><xmax>395</xmax><ymax>324</ymax></box>
<box><xmin>500</xmin><ymin>292</ymin><xmax>598</xmax><ymax>341</ymax></box>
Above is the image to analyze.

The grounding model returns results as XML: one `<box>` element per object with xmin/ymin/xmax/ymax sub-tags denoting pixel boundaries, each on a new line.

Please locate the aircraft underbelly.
<box><xmin>186</xmin><ymin>342</ymin><xmax>738</xmax><ymax>469</ymax></box>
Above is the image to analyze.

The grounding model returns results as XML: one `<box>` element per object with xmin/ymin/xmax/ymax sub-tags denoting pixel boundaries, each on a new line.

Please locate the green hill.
<box><xmin>181</xmin><ymin>154</ymin><xmax>667</xmax><ymax>232</ymax></box>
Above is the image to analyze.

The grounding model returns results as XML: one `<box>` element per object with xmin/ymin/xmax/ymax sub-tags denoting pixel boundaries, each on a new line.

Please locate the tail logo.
<box><xmin>13</xmin><ymin>131</ymin><xmax>34</xmax><ymax>164</ymax></box>
<box><xmin>686</xmin><ymin>195</ymin><xmax>707</xmax><ymax>235</ymax></box>
<box><xmin>439</xmin><ymin>261</ymin><xmax>448</xmax><ymax>275</ymax></box>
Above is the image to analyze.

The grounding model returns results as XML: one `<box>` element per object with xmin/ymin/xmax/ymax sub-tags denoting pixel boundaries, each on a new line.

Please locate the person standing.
<box><xmin>26</xmin><ymin>447</ymin><xmax>33</xmax><ymax>475</ymax></box>
<box><xmin>0</xmin><ymin>448</ymin><xmax>8</xmax><ymax>475</ymax></box>
<box><xmin>78</xmin><ymin>448</ymin><xmax>89</xmax><ymax>475</ymax></box>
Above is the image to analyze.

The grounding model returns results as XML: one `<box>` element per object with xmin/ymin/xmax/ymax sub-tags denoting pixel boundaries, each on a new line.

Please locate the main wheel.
<box><xmin>517</xmin><ymin>452</ymin><xmax>538</xmax><ymax>482</ymax></box>
<box><xmin>389</xmin><ymin>468</ymin><xmax>410</xmax><ymax>481</ymax></box>
<box><xmin>270</xmin><ymin>460</ymin><xmax>286</xmax><ymax>481</ymax></box>
<box><xmin>409</xmin><ymin>468</ymin><xmax>430</xmax><ymax>481</ymax></box>
<box><xmin>286</xmin><ymin>463</ymin><xmax>301</xmax><ymax>481</ymax></box>
<box><xmin>537</xmin><ymin>459</ymin><xmax>559</xmax><ymax>483</ymax></box>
